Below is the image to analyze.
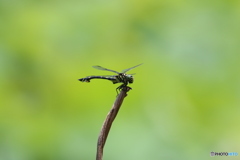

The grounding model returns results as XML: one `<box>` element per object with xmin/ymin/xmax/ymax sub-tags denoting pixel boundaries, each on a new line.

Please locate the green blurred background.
<box><xmin>0</xmin><ymin>0</ymin><xmax>239</xmax><ymax>160</ymax></box>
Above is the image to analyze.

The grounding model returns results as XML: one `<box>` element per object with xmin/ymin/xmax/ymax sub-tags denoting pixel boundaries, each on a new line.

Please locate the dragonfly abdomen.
<box><xmin>79</xmin><ymin>76</ymin><xmax>117</xmax><ymax>83</ymax></box>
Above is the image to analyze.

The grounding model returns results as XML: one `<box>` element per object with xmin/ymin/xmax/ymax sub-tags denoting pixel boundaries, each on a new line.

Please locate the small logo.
<box><xmin>210</xmin><ymin>151</ymin><xmax>238</xmax><ymax>156</ymax></box>
<box><xmin>210</xmin><ymin>151</ymin><xmax>215</xmax><ymax>157</ymax></box>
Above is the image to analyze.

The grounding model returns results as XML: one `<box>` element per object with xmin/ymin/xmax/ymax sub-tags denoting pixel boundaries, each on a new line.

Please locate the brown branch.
<box><xmin>96</xmin><ymin>86</ymin><xmax>131</xmax><ymax>160</ymax></box>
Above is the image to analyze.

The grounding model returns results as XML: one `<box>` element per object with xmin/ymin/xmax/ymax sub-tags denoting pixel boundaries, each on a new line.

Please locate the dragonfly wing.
<box><xmin>84</xmin><ymin>75</ymin><xmax>117</xmax><ymax>77</ymax></box>
<box><xmin>93</xmin><ymin>66</ymin><xmax>120</xmax><ymax>74</ymax></box>
<box><xmin>121</xmin><ymin>63</ymin><xmax>143</xmax><ymax>73</ymax></box>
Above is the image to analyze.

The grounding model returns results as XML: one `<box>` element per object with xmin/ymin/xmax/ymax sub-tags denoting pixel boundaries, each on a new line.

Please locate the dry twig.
<box><xmin>96</xmin><ymin>86</ymin><xmax>131</xmax><ymax>160</ymax></box>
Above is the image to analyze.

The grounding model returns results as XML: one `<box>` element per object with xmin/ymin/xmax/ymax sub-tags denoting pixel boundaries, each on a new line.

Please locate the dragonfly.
<box><xmin>79</xmin><ymin>63</ymin><xmax>143</xmax><ymax>93</ymax></box>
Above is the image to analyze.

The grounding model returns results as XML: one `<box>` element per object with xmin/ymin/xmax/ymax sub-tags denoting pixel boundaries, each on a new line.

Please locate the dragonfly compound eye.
<box><xmin>129</xmin><ymin>79</ymin><xmax>133</xmax><ymax>83</ymax></box>
<box><xmin>128</xmin><ymin>77</ymin><xmax>134</xmax><ymax>83</ymax></box>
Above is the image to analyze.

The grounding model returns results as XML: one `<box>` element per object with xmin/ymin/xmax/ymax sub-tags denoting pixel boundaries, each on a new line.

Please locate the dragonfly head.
<box><xmin>125</xmin><ymin>74</ymin><xmax>134</xmax><ymax>83</ymax></box>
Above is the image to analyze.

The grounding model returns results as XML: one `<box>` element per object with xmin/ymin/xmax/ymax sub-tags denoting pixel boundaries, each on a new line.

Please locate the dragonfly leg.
<box><xmin>116</xmin><ymin>85</ymin><xmax>122</xmax><ymax>95</ymax></box>
<box><xmin>115</xmin><ymin>84</ymin><xmax>132</xmax><ymax>95</ymax></box>
<box><xmin>116</xmin><ymin>84</ymin><xmax>124</xmax><ymax>95</ymax></box>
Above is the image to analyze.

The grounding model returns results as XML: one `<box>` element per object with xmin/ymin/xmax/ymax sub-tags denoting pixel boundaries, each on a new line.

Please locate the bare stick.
<box><xmin>96</xmin><ymin>86</ymin><xmax>131</xmax><ymax>160</ymax></box>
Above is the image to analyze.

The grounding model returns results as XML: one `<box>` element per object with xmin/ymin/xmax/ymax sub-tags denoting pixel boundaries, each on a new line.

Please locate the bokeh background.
<box><xmin>0</xmin><ymin>0</ymin><xmax>240</xmax><ymax>160</ymax></box>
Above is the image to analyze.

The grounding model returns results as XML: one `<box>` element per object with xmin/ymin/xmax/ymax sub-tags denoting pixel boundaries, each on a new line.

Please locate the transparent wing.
<box><xmin>100</xmin><ymin>75</ymin><xmax>117</xmax><ymax>77</ymax></box>
<box><xmin>92</xmin><ymin>66</ymin><xmax>120</xmax><ymax>74</ymax></box>
<box><xmin>121</xmin><ymin>63</ymin><xmax>143</xmax><ymax>73</ymax></box>
<box><xmin>86</xmin><ymin>75</ymin><xmax>117</xmax><ymax>77</ymax></box>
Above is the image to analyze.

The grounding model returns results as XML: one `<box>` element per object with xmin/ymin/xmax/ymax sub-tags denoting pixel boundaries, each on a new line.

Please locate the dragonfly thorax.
<box><xmin>116</xmin><ymin>73</ymin><xmax>133</xmax><ymax>85</ymax></box>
